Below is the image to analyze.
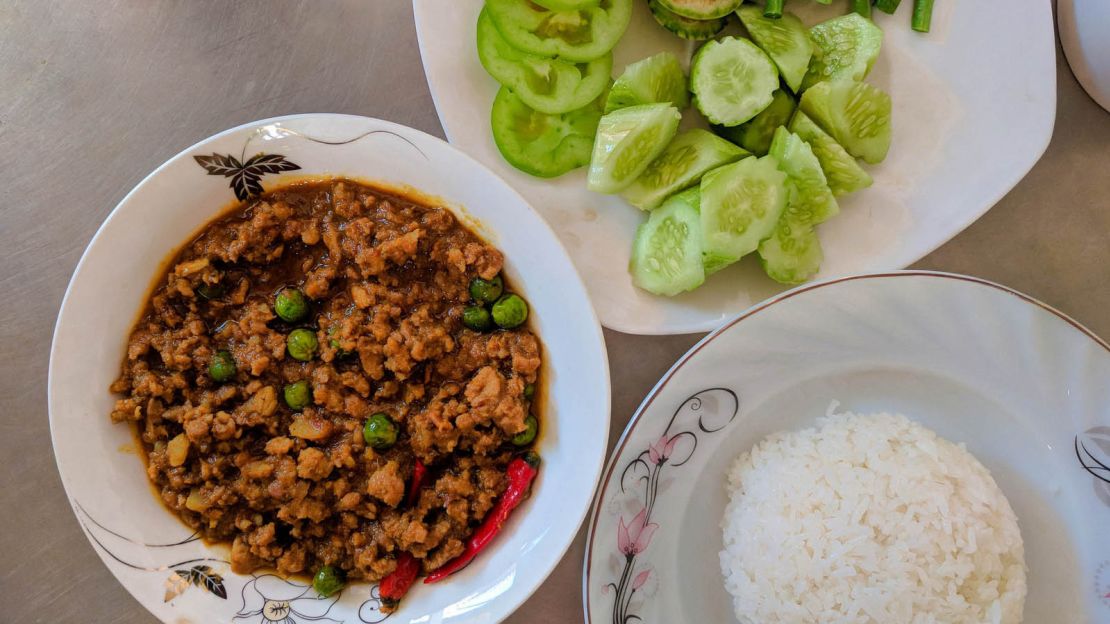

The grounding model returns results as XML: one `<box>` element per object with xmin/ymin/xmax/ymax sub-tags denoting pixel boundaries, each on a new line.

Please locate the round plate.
<box><xmin>584</xmin><ymin>272</ymin><xmax>1109</xmax><ymax>622</ymax></box>
<box><xmin>48</xmin><ymin>114</ymin><xmax>610</xmax><ymax>624</ymax></box>
<box><xmin>413</xmin><ymin>1</ymin><xmax>1056</xmax><ymax>335</ymax></box>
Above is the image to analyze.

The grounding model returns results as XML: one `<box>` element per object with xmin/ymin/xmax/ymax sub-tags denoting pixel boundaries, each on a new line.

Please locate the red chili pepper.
<box><xmin>379</xmin><ymin>552</ymin><xmax>420</xmax><ymax>609</ymax></box>
<box><xmin>424</xmin><ymin>452</ymin><xmax>540</xmax><ymax>584</ymax></box>
<box><xmin>407</xmin><ymin>460</ymin><xmax>426</xmax><ymax>507</ymax></box>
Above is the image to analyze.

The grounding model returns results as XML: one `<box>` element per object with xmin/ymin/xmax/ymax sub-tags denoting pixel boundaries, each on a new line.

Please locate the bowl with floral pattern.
<box><xmin>48</xmin><ymin>114</ymin><xmax>610</xmax><ymax>624</ymax></box>
<box><xmin>584</xmin><ymin>272</ymin><xmax>1109</xmax><ymax>624</ymax></box>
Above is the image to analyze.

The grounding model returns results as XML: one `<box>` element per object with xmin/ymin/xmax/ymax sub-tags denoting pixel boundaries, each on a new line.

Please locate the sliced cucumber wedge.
<box><xmin>630</xmin><ymin>188</ymin><xmax>705</xmax><ymax>296</ymax></box>
<box><xmin>588</xmin><ymin>103</ymin><xmax>682</xmax><ymax>193</ymax></box>
<box><xmin>656</xmin><ymin>0</ymin><xmax>742</xmax><ymax>19</ymax></box>
<box><xmin>478</xmin><ymin>9</ymin><xmax>612</xmax><ymax>115</ymax></box>
<box><xmin>789</xmin><ymin>110</ymin><xmax>872</xmax><ymax>196</ymax></box>
<box><xmin>532</xmin><ymin>0</ymin><xmax>601</xmax><ymax>9</ymax></box>
<box><xmin>758</xmin><ymin>220</ymin><xmax>823</xmax><ymax>284</ymax></box>
<box><xmin>621</xmin><ymin>129</ymin><xmax>750</xmax><ymax>210</ymax></box>
<box><xmin>768</xmin><ymin>127</ymin><xmax>839</xmax><ymax>225</ymax></box>
<box><xmin>491</xmin><ymin>87</ymin><xmax>602</xmax><ymax>178</ymax></box>
<box><xmin>713</xmin><ymin>88</ymin><xmax>796</xmax><ymax>156</ymax></box>
<box><xmin>648</xmin><ymin>0</ymin><xmax>726</xmax><ymax>40</ymax></box>
<box><xmin>485</xmin><ymin>0</ymin><xmax>633</xmax><ymax>62</ymax></box>
<box><xmin>605</xmin><ymin>52</ymin><xmax>689</xmax><ymax>114</ymax></box>
<box><xmin>699</xmin><ymin>156</ymin><xmax>788</xmax><ymax>273</ymax></box>
<box><xmin>736</xmin><ymin>8</ymin><xmax>813</xmax><ymax>93</ymax></box>
<box><xmin>802</xmin><ymin>13</ymin><xmax>883</xmax><ymax>90</ymax></box>
<box><xmin>690</xmin><ymin>37</ymin><xmax>779</xmax><ymax>127</ymax></box>
<box><xmin>799</xmin><ymin>80</ymin><xmax>891</xmax><ymax>164</ymax></box>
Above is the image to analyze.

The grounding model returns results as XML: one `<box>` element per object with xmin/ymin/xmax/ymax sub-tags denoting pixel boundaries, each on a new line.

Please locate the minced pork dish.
<box><xmin>109</xmin><ymin>179</ymin><xmax>542</xmax><ymax>602</ymax></box>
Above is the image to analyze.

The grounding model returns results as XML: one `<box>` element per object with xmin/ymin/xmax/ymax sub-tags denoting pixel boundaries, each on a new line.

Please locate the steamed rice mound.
<box><xmin>720</xmin><ymin>410</ymin><xmax>1026</xmax><ymax>624</ymax></box>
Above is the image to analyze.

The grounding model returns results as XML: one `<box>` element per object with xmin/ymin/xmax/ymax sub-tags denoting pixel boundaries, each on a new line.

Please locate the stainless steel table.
<box><xmin>1</xmin><ymin>1</ymin><xmax>1107</xmax><ymax>622</ymax></box>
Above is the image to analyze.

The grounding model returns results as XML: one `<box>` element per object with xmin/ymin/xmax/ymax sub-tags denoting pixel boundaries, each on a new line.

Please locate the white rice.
<box><xmin>719</xmin><ymin>407</ymin><xmax>1027</xmax><ymax>624</ymax></box>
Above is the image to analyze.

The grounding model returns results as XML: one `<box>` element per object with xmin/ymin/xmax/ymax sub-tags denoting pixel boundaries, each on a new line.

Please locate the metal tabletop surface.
<box><xmin>1</xmin><ymin>1</ymin><xmax>1107</xmax><ymax>622</ymax></box>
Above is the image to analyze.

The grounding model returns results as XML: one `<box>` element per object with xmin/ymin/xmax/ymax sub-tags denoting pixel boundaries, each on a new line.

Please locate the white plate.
<box><xmin>413</xmin><ymin>1</ymin><xmax>1056</xmax><ymax>335</ymax></box>
<box><xmin>48</xmin><ymin>114</ymin><xmax>611</xmax><ymax>624</ymax></box>
<box><xmin>584</xmin><ymin>272</ymin><xmax>1110</xmax><ymax>622</ymax></box>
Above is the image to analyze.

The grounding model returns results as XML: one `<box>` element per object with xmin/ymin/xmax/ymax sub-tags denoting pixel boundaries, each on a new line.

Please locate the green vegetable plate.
<box><xmin>414</xmin><ymin>0</ymin><xmax>1055</xmax><ymax>336</ymax></box>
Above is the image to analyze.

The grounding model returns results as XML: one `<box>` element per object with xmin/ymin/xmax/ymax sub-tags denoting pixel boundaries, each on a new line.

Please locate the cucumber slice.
<box><xmin>491</xmin><ymin>86</ymin><xmax>602</xmax><ymax>178</ymax></box>
<box><xmin>768</xmin><ymin>127</ymin><xmax>839</xmax><ymax>225</ymax></box>
<box><xmin>799</xmin><ymin>80</ymin><xmax>891</xmax><ymax>164</ymax></box>
<box><xmin>699</xmin><ymin>155</ymin><xmax>788</xmax><ymax>272</ymax></box>
<box><xmin>630</xmin><ymin>188</ymin><xmax>706</xmax><ymax>296</ymax></box>
<box><xmin>758</xmin><ymin>221</ymin><xmax>823</xmax><ymax>284</ymax></box>
<box><xmin>532</xmin><ymin>0</ymin><xmax>601</xmax><ymax>10</ymax></box>
<box><xmin>736</xmin><ymin>8</ymin><xmax>813</xmax><ymax>93</ymax></box>
<box><xmin>801</xmin><ymin>13</ymin><xmax>883</xmax><ymax>91</ymax></box>
<box><xmin>690</xmin><ymin>37</ymin><xmax>779</xmax><ymax>127</ymax></box>
<box><xmin>621</xmin><ymin>129</ymin><xmax>750</xmax><ymax>210</ymax></box>
<box><xmin>485</xmin><ymin>0</ymin><xmax>633</xmax><ymax>62</ymax></box>
<box><xmin>605</xmin><ymin>52</ymin><xmax>689</xmax><ymax>114</ymax></box>
<box><xmin>478</xmin><ymin>9</ymin><xmax>613</xmax><ymax>115</ymax></box>
<box><xmin>588</xmin><ymin>103</ymin><xmax>682</xmax><ymax>193</ymax></box>
<box><xmin>713</xmin><ymin>88</ymin><xmax>796</xmax><ymax>156</ymax></box>
<box><xmin>648</xmin><ymin>0</ymin><xmax>726</xmax><ymax>40</ymax></box>
<box><xmin>789</xmin><ymin>110</ymin><xmax>872</xmax><ymax>196</ymax></box>
<box><xmin>656</xmin><ymin>0</ymin><xmax>742</xmax><ymax>19</ymax></box>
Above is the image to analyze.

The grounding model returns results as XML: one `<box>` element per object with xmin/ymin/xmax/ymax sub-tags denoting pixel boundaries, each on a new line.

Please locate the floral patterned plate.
<box><xmin>48</xmin><ymin>114</ymin><xmax>611</xmax><ymax>624</ymax></box>
<box><xmin>584</xmin><ymin>272</ymin><xmax>1109</xmax><ymax>624</ymax></box>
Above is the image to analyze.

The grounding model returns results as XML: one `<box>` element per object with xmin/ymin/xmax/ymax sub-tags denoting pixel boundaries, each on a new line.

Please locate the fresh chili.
<box><xmin>424</xmin><ymin>452</ymin><xmax>541</xmax><ymax>584</ymax></box>
<box><xmin>407</xmin><ymin>460</ymin><xmax>427</xmax><ymax>507</ymax></box>
<box><xmin>379</xmin><ymin>552</ymin><xmax>420</xmax><ymax>609</ymax></box>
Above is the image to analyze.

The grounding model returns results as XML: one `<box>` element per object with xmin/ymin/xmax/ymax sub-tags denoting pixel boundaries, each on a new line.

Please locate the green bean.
<box><xmin>874</xmin><ymin>0</ymin><xmax>901</xmax><ymax>14</ymax></box>
<box><xmin>911</xmin><ymin>0</ymin><xmax>933</xmax><ymax>32</ymax></box>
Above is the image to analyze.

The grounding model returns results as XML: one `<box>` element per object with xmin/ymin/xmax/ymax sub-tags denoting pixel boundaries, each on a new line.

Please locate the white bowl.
<box><xmin>48</xmin><ymin>114</ymin><xmax>611</xmax><ymax>624</ymax></box>
<box><xmin>584</xmin><ymin>272</ymin><xmax>1109</xmax><ymax>623</ymax></box>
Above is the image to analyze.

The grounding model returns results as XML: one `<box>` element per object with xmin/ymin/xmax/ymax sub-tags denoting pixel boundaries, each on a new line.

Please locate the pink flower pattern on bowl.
<box><xmin>602</xmin><ymin>388</ymin><xmax>738</xmax><ymax>624</ymax></box>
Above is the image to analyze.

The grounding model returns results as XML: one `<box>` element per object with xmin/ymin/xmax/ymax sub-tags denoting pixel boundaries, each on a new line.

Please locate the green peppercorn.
<box><xmin>274</xmin><ymin>288</ymin><xmax>309</xmax><ymax>322</ymax></box>
<box><xmin>283</xmin><ymin>380</ymin><xmax>311</xmax><ymax>411</ymax></box>
<box><xmin>208</xmin><ymin>350</ymin><xmax>236</xmax><ymax>382</ymax></box>
<box><xmin>491</xmin><ymin>294</ymin><xmax>528</xmax><ymax>329</ymax></box>
<box><xmin>286</xmin><ymin>328</ymin><xmax>319</xmax><ymax>361</ymax></box>
<box><xmin>512</xmin><ymin>414</ymin><xmax>539</xmax><ymax>446</ymax></box>
<box><xmin>469</xmin><ymin>275</ymin><xmax>504</xmax><ymax>304</ymax></box>
<box><xmin>462</xmin><ymin>305</ymin><xmax>493</xmax><ymax>331</ymax></box>
<box><xmin>363</xmin><ymin>413</ymin><xmax>398</xmax><ymax>449</ymax></box>
<box><xmin>312</xmin><ymin>565</ymin><xmax>346</xmax><ymax>597</ymax></box>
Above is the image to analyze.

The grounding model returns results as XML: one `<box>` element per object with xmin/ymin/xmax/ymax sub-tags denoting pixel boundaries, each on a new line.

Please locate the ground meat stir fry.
<box><xmin>110</xmin><ymin>180</ymin><xmax>542</xmax><ymax>588</ymax></box>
